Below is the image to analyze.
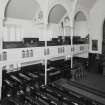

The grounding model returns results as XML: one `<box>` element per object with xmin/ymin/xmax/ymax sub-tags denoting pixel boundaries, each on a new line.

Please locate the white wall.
<box><xmin>63</xmin><ymin>26</ymin><xmax>71</xmax><ymax>36</ymax></box>
<box><xmin>48</xmin><ymin>23</ymin><xmax>61</xmax><ymax>38</ymax></box>
<box><xmin>3</xmin><ymin>17</ymin><xmax>73</xmax><ymax>42</ymax></box>
<box><xmin>0</xmin><ymin>0</ymin><xmax>78</xmax><ymax>42</ymax></box>
<box><xmin>3</xmin><ymin>18</ymin><xmax>45</xmax><ymax>41</ymax></box>
<box><xmin>3</xmin><ymin>18</ymin><xmax>66</xmax><ymax>41</ymax></box>
<box><xmin>89</xmin><ymin>0</ymin><xmax>105</xmax><ymax>54</ymax></box>
<box><xmin>4</xmin><ymin>19</ymin><xmax>89</xmax><ymax>42</ymax></box>
<box><xmin>74</xmin><ymin>21</ymin><xmax>88</xmax><ymax>37</ymax></box>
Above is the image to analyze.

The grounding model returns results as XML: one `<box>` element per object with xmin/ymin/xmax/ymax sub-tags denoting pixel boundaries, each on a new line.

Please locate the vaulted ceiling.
<box><xmin>78</xmin><ymin>0</ymin><xmax>97</xmax><ymax>12</ymax></box>
<box><xmin>5</xmin><ymin>0</ymin><xmax>97</xmax><ymax>22</ymax></box>
<box><xmin>5</xmin><ymin>0</ymin><xmax>40</xmax><ymax>20</ymax></box>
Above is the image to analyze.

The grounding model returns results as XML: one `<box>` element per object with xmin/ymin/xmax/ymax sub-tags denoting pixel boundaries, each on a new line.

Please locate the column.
<box><xmin>70</xmin><ymin>25</ymin><xmax>74</xmax><ymax>68</ymax></box>
<box><xmin>0</xmin><ymin>19</ymin><xmax>3</xmax><ymax>51</ymax></box>
<box><xmin>0</xmin><ymin>0</ymin><xmax>10</xmax><ymax>100</ymax></box>
<box><xmin>0</xmin><ymin>18</ymin><xmax>3</xmax><ymax>100</ymax></box>
<box><xmin>44</xmin><ymin>23</ymin><xmax>48</xmax><ymax>85</ymax></box>
<box><xmin>70</xmin><ymin>0</ymin><xmax>77</xmax><ymax>69</ymax></box>
<box><xmin>0</xmin><ymin>64</ymin><xmax>2</xmax><ymax>100</ymax></box>
<box><xmin>43</xmin><ymin>1</ymin><xmax>48</xmax><ymax>85</ymax></box>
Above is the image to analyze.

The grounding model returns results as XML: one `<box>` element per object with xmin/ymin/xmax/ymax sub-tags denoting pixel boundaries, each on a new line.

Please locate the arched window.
<box><xmin>74</xmin><ymin>11</ymin><xmax>88</xmax><ymax>38</ymax></box>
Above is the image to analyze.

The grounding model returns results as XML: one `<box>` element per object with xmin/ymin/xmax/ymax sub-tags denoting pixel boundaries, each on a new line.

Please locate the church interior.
<box><xmin>0</xmin><ymin>0</ymin><xmax>105</xmax><ymax>105</ymax></box>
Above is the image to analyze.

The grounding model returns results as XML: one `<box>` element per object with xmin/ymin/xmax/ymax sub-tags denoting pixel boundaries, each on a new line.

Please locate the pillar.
<box><xmin>44</xmin><ymin>23</ymin><xmax>48</xmax><ymax>85</ymax></box>
<box><xmin>0</xmin><ymin>18</ymin><xmax>3</xmax><ymax>100</ymax></box>
<box><xmin>70</xmin><ymin>25</ymin><xmax>74</xmax><ymax>68</ymax></box>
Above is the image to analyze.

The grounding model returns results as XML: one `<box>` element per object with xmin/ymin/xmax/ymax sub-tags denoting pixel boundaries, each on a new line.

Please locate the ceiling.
<box><xmin>5</xmin><ymin>0</ymin><xmax>40</xmax><ymax>20</ymax></box>
<box><xmin>5</xmin><ymin>0</ymin><xmax>97</xmax><ymax>22</ymax></box>
<box><xmin>78</xmin><ymin>0</ymin><xmax>97</xmax><ymax>12</ymax></box>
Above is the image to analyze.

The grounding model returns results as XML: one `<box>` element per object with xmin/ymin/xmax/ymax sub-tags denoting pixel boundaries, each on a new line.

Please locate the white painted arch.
<box><xmin>47</xmin><ymin>0</ymin><xmax>73</xmax><ymax>25</ymax></box>
<box><xmin>73</xmin><ymin>9</ymin><xmax>88</xmax><ymax>38</ymax></box>
<box><xmin>48</xmin><ymin>4</ymin><xmax>67</xmax><ymax>24</ymax></box>
<box><xmin>73</xmin><ymin>8</ymin><xmax>88</xmax><ymax>23</ymax></box>
<box><xmin>0</xmin><ymin>0</ymin><xmax>45</xmax><ymax>22</ymax></box>
<box><xmin>74</xmin><ymin>11</ymin><xmax>87</xmax><ymax>21</ymax></box>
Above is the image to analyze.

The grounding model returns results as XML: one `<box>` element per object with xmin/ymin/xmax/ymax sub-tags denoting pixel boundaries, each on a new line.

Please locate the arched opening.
<box><xmin>2</xmin><ymin>0</ymin><xmax>44</xmax><ymax>42</ymax></box>
<box><xmin>4</xmin><ymin>0</ymin><xmax>41</xmax><ymax>20</ymax></box>
<box><xmin>74</xmin><ymin>11</ymin><xmax>88</xmax><ymax>38</ymax></box>
<box><xmin>73</xmin><ymin>11</ymin><xmax>89</xmax><ymax>75</ymax></box>
<box><xmin>73</xmin><ymin>11</ymin><xmax>89</xmax><ymax>59</ymax></box>
<box><xmin>48</xmin><ymin>4</ymin><xmax>67</xmax><ymax>24</ymax></box>
<box><xmin>47</xmin><ymin>4</ymin><xmax>71</xmax><ymax>44</ymax></box>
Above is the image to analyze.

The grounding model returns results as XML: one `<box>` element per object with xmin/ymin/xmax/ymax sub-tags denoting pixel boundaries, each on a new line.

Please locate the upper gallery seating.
<box><xmin>3</xmin><ymin>41</ymin><xmax>25</xmax><ymax>49</ymax></box>
<box><xmin>3</xmin><ymin>38</ymin><xmax>45</xmax><ymax>49</ymax></box>
<box><xmin>3</xmin><ymin>35</ymin><xmax>88</xmax><ymax>49</ymax></box>
<box><xmin>47</xmin><ymin>35</ymin><xmax>88</xmax><ymax>46</ymax></box>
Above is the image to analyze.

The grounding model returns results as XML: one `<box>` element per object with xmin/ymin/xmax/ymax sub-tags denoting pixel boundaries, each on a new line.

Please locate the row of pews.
<box><xmin>2</xmin><ymin>63</ymin><xmax>64</xmax><ymax>102</ymax></box>
<box><xmin>1</xmin><ymin>58</ymin><xmax>91</xmax><ymax>105</ymax></box>
<box><xmin>2</xmin><ymin>81</ymin><xmax>98</xmax><ymax>105</ymax></box>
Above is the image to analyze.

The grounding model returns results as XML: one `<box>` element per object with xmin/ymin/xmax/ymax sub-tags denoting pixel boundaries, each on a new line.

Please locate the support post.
<box><xmin>70</xmin><ymin>26</ymin><xmax>74</xmax><ymax>68</ymax></box>
<box><xmin>0</xmin><ymin>18</ymin><xmax>3</xmax><ymax>100</ymax></box>
<box><xmin>45</xmin><ymin>59</ymin><xmax>47</xmax><ymax>85</ymax></box>
<box><xmin>0</xmin><ymin>0</ymin><xmax>13</xmax><ymax>100</ymax></box>
<box><xmin>44</xmin><ymin>23</ymin><xmax>48</xmax><ymax>85</ymax></box>
<box><xmin>0</xmin><ymin>64</ymin><xmax>2</xmax><ymax>100</ymax></box>
<box><xmin>70</xmin><ymin>0</ymin><xmax>77</xmax><ymax>69</ymax></box>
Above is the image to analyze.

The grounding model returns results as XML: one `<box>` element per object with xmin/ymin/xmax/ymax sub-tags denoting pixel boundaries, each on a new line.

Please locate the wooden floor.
<box><xmin>72</xmin><ymin>72</ymin><xmax>105</xmax><ymax>93</ymax></box>
<box><xmin>55</xmin><ymin>72</ymin><xmax>105</xmax><ymax>104</ymax></box>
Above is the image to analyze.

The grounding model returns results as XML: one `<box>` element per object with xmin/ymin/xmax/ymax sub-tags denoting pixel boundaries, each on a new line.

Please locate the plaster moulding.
<box><xmin>33</xmin><ymin>9</ymin><xmax>44</xmax><ymax>25</ymax></box>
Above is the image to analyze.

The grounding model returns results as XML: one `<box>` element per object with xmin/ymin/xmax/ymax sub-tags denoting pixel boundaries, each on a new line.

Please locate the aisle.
<box><xmin>71</xmin><ymin>72</ymin><xmax>105</xmax><ymax>93</ymax></box>
<box><xmin>54</xmin><ymin>73</ymin><xmax>105</xmax><ymax>104</ymax></box>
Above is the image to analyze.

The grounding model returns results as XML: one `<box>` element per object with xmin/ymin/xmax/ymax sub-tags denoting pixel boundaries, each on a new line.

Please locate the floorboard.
<box><xmin>55</xmin><ymin>73</ymin><xmax>105</xmax><ymax>104</ymax></box>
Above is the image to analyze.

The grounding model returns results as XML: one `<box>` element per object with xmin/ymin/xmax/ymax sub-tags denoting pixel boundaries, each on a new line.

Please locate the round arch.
<box><xmin>73</xmin><ymin>9</ymin><xmax>88</xmax><ymax>23</ymax></box>
<box><xmin>47</xmin><ymin>2</ymin><xmax>71</xmax><ymax>24</ymax></box>
<box><xmin>75</xmin><ymin>11</ymin><xmax>87</xmax><ymax>21</ymax></box>
<box><xmin>48</xmin><ymin>4</ymin><xmax>68</xmax><ymax>23</ymax></box>
<box><xmin>73</xmin><ymin>9</ymin><xmax>88</xmax><ymax>38</ymax></box>
<box><xmin>0</xmin><ymin>0</ymin><xmax>44</xmax><ymax>21</ymax></box>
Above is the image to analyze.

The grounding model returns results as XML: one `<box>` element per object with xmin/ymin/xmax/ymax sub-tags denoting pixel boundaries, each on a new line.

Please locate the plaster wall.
<box><xmin>74</xmin><ymin>21</ymin><xmax>88</xmax><ymax>38</ymax></box>
<box><xmin>89</xmin><ymin>0</ymin><xmax>105</xmax><ymax>54</ymax></box>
